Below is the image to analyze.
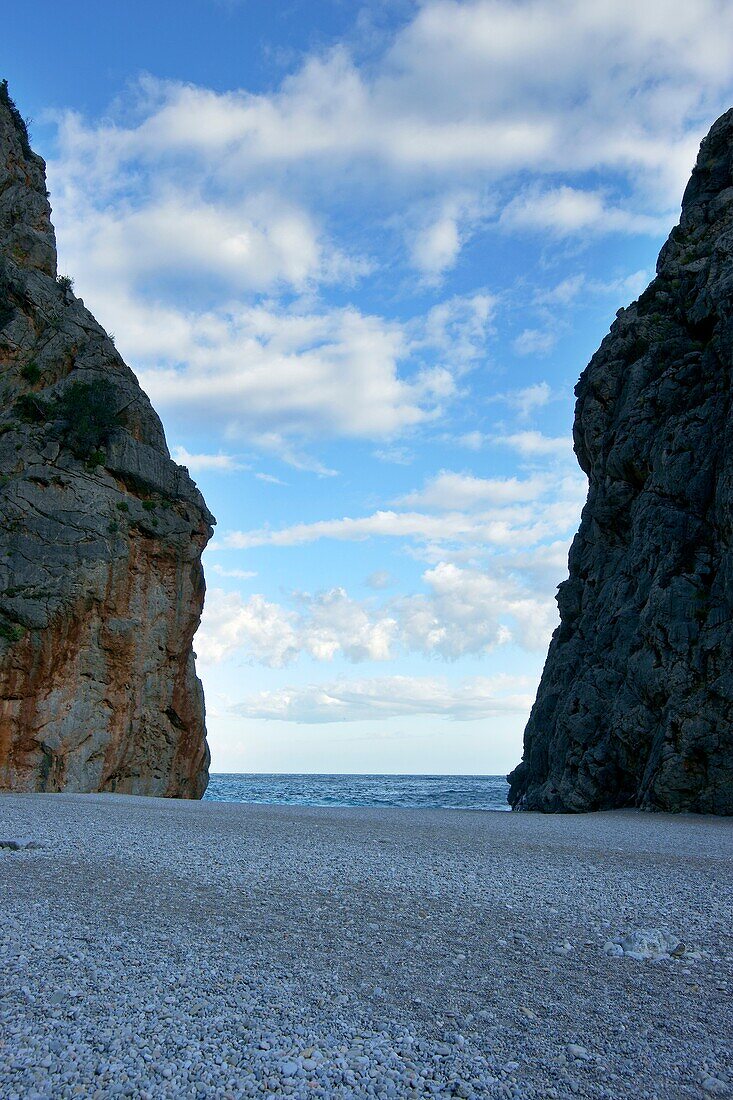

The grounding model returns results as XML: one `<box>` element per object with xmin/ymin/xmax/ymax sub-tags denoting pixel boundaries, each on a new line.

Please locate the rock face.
<box><xmin>0</xmin><ymin>83</ymin><xmax>214</xmax><ymax>797</ymax></box>
<box><xmin>508</xmin><ymin>109</ymin><xmax>733</xmax><ymax>814</ymax></box>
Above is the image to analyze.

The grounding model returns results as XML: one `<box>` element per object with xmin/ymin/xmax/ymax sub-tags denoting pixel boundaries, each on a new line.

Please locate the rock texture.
<box><xmin>0</xmin><ymin>82</ymin><xmax>214</xmax><ymax>797</ymax></box>
<box><xmin>508</xmin><ymin>109</ymin><xmax>733</xmax><ymax>815</ymax></box>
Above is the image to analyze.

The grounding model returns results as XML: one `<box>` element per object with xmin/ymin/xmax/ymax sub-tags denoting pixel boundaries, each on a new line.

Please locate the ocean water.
<box><xmin>204</xmin><ymin>773</ymin><xmax>511</xmax><ymax>811</ymax></box>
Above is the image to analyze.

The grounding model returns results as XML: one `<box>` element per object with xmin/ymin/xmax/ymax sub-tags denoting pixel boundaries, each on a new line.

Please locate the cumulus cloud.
<box><xmin>500</xmin><ymin>186</ymin><xmax>671</xmax><ymax>237</ymax></box>
<box><xmin>490</xmin><ymin>382</ymin><xmax>553</xmax><ymax>419</ymax></box>
<box><xmin>198</xmin><ymin>587</ymin><xmax>398</xmax><ymax>667</ymax></box>
<box><xmin>535</xmin><ymin>269</ymin><xmax>653</xmax><ymax>308</ymax></box>
<box><xmin>366</xmin><ymin>570</ymin><xmax>395</xmax><ymax>590</ymax></box>
<box><xmin>220</xmin><ymin>467</ymin><xmax>586</xmax><ymax>553</ymax></box>
<box><xmin>494</xmin><ymin>431</ymin><xmax>572</xmax><ymax>458</ymax></box>
<box><xmin>49</xmin><ymin>283</ymin><xmax>493</xmax><ymax>463</ymax></box>
<box><xmin>49</xmin><ymin>88</ymin><xmax>498</xmax><ymax>465</ymax></box>
<box><xmin>456</xmin><ymin>430</ymin><xmax>485</xmax><ymax>450</ymax></box>
<box><xmin>172</xmin><ymin>446</ymin><xmax>245</xmax><ymax>472</ymax></box>
<box><xmin>44</xmin><ymin>0</ymin><xmax>733</xmax><ymax>469</ymax></box>
<box><xmin>398</xmin><ymin>561</ymin><xmax>557</xmax><ymax>654</ymax></box>
<box><xmin>198</xmin><ymin>554</ymin><xmax>567</xmax><ymax>668</ymax></box>
<box><xmin>221</xmin><ymin>508</ymin><xmax>527</xmax><ymax>551</ymax></box>
<box><xmin>397</xmin><ymin>470</ymin><xmax>549</xmax><ymax>510</ymax></box>
<box><xmin>255</xmin><ymin>472</ymin><xmax>287</xmax><ymax>485</ymax></box>
<box><xmin>54</xmin><ymin>1</ymin><xmax>733</xmax><ymax>198</ymax></box>
<box><xmin>233</xmin><ymin>673</ymin><xmax>534</xmax><ymax>723</ymax></box>
<box><xmin>411</xmin><ymin>208</ymin><xmax>462</xmax><ymax>281</ymax></box>
<box><xmin>124</xmin><ymin>299</ymin><xmax>467</xmax><ymax>444</ymax></box>
<box><xmin>54</xmin><ymin>190</ymin><xmax>366</xmax><ymax>296</ymax></box>
<box><xmin>512</xmin><ymin>328</ymin><xmax>558</xmax><ymax>357</ymax></box>
<box><xmin>198</xmin><ymin>592</ymin><xmax>300</xmax><ymax>667</ymax></box>
<box><xmin>408</xmin><ymin>193</ymin><xmax>486</xmax><ymax>282</ymax></box>
<box><xmin>209</xmin><ymin>565</ymin><xmax>258</xmax><ymax>581</ymax></box>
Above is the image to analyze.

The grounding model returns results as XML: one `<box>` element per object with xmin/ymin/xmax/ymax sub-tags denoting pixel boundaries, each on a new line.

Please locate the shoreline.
<box><xmin>1</xmin><ymin>794</ymin><xmax>731</xmax><ymax>1098</ymax></box>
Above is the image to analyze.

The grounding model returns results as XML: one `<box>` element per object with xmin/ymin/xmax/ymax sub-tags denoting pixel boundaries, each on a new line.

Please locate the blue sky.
<box><xmin>6</xmin><ymin>1</ymin><xmax>733</xmax><ymax>774</ymax></box>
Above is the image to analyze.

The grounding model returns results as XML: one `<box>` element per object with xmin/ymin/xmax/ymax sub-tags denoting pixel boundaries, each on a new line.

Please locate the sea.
<box><xmin>204</xmin><ymin>773</ymin><xmax>511</xmax><ymax>811</ymax></box>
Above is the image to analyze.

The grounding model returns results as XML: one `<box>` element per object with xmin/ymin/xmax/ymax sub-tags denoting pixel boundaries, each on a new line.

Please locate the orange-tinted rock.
<box><xmin>0</xmin><ymin>81</ymin><xmax>214</xmax><ymax>797</ymax></box>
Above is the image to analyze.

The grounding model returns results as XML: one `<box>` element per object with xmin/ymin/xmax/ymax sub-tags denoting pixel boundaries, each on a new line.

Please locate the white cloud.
<box><xmin>491</xmin><ymin>382</ymin><xmax>552</xmax><ymax>419</ymax></box>
<box><xmin>535</xmin><ymin>274</ymin><xmax>588</xmax><ymax>307</ymax></box>
<box><xmin>51</xmin><ymin>284</ymin><xmax>492</xmax><ymax>461</ymax></box>
<box><xmin>417</xmin><ymin>291</ymin><xmax>497</xmax><ymax>366</ymax></box>
<box><xmin>126</xmin><ymin>299</ymin><xmax>461</xmax><ymax>444</ymax></box>
<box><xmin>411</xmin><ymin>208</ymin><xmax>461</xmax><ymax>281</ymax></box>
<box><xmin>198</xmin><ymin>591</ymin><xmax>300</xmax><ymax>667</ymax></box>
<box><xmin>373</xmin><ymin>445</ymin><xmax>414</xmax><ymax>465</ymax></box>
<box><xmin>44</xmin><ymin>0</ymin><xmax>731</xmax><ymax>470</ymax></box>
<box><xmin>502</xmin><ymin>540</ymin><xmax>572</xmax><ymax>586</ymax></box>
<box><xmin>398</xmin><ymin>470</ymin><xmax>549</xmax><ymax>510</ymax></box>
<box><xmin>60</xmin><ymin>2</ymin><xmax>733</xmax><ymax>194</ymax></box>
<box><xmin>172</xmin><ymin>446</ymin><xmax>244</xmax><ymax>472</ymax></box>
<box><xmin>50</xmin><ymin>1</ymin><xmax>733</xmax><ymax>221</ymax></box>
<box><xmin>255</xmin><ymin>472</ymin><xmax>287</xmax><ymax>485</ymax></box>
<box><xmin>494</xmin><ymin>431</ymin><xmax>572</xmax><ymax>458</ymax></box>
<box><xmin>594</xmin><ymin>269</ymin><xmax>653</xmax><ymax>301</ymax></box>
<box><xmin>209</xmin><ymin>565</ymin><xmax>258</xmax><ymax>581</ymax></box>
<box><xmin>456</xmin><ymin>430</ymin><xmax>485</xmax><ymax>450</ymax></box>
<box><xmin>54</xmin><ymin>190</ymin><xmax>366</xmax><ymax>296</ymax></box>
<box><xmin>397</xmin><ymin>561</ymin><xmax>556</xmax><ymax>655</ymax></box>
<box><xmin>512</xmin><ymin>328</ymin><xmax>558</xmax><ymax>357</ymax></box>
<box><xmin>198</xmin><ymin>587</ymin><xmax>398</xmax><ymax>667</ymax></box>
<box><xmin>199</xmin><ymin>553</ymin><xmax>567</xmax><ymax>668</ymax></box>
<box><xmin>219</xmin><ymin>465</ymin><xmax>586</xmax><ymax>554</ymax></box>
<box><xmin>298</xmin><ymin>588</ymin><xmax>398</xmax><ymax>663</ymax></box>
<box><xmin>500</xmin><ymin>186</ymin><xmax>671</xmax><ymax>238</ymax></box>
<box><xmin>535</xmin><ymin>269</ymin><xmax>653</xmax><ymax>308</ymax></box>
<box><xmin>409</xmin><ymin>193</ymin><xmax>485</xmax><ymax>282</ymax></box>
<box><xmin>233</xmin><ymin>673</ymin><xmax>534</xmax><ymax>723</ymax></box>
<box><xmin>366</xmin><ymin>570</ymin><xmax>394</xmax><ymax>590</ymax></box>
<box><xmin>220</xmin><ymin>509</ymin><xmax>514</xmax><ymax>551</ymax></box>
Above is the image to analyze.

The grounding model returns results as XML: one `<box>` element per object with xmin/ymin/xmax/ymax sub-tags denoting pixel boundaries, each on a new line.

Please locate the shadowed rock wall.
<box><xmin>0</xmin><ymin>82</ymin><xmax>214</xmax><ymax>797</ymax></box>
<box><xmin>508</xmin><ymin>108</ymin><xmax>733</xmax><ymax>814</ymax></box>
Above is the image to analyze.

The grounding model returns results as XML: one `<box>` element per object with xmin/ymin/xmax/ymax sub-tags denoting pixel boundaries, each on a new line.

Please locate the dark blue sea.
<box><xmin>204</xmin><ymin>773</ymin><xmax>511</xmax><ymax>811</ymax></box>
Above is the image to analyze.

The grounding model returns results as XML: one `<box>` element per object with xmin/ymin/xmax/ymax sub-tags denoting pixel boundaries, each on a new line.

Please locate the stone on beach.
<box><xmin>0</xmin><ymin>793</ymin><xmax>730</xmax><ymax>1099</ymax></box>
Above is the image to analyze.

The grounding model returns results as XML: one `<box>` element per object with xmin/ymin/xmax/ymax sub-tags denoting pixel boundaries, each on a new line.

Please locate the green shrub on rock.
<box><xmin>0</xmin><ymin>618</ymin><xmax>25</xmax><ymax>645</ymax></box>
<box><xmin>55</xmin><ymin>380</ymin><xmax>120</xmax><ymax>460</ymax></box>
<box><xmin>14</xmin><ymin>391</ymin><xmax>48</xmax><ymax>423</ymax></box>
<box><xmin>13</xmin><ymin>378</ymin><xmax>121</xmax><ymax>462</ymax></box>
<box><xmin>20</xmin><ymin>361</ymin><xmax>41</xmax><ymax>385</ymax></box>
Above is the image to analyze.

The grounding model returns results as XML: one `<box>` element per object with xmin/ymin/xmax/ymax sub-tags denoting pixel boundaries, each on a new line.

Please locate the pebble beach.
<box><xmin>0</xmin><ymin>794</ymin><xmax>731</xmax><ymax>1099</ymax></box>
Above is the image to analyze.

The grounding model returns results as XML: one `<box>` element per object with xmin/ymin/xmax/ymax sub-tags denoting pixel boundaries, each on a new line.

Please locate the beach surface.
<box><xmin>0</xmin><ymin>794</ymin><xmax>731</xmax><ymax>1099</ymax></box>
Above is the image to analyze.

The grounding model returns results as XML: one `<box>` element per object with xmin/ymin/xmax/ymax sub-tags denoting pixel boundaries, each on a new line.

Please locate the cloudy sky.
<box><xmin>7</xmin><ymin>0</ymin><xmax>733</xmax><ymax>774</ymax></box>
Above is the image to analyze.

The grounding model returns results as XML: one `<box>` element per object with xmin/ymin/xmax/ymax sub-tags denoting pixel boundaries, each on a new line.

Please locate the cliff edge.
<box><xmin>508</xmin><ymin>108</ymin><xmax>733</xmax><ymax>814</ymax></box>
<box><xmin>0</xmin><ymin>82</ymin><xmax>214</xmax><ymax>797</ymax></box>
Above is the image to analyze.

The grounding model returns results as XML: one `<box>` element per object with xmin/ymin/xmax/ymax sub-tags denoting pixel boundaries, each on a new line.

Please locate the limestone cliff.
<box><xmin>508</xmin><ymin>108</ymin><xmax>733</xmax><ymax>815</ymax></box>
<box><xmin>0</xmin><ymin>82</ymin><xmax>214</xmax><ymax>797</ymax></box>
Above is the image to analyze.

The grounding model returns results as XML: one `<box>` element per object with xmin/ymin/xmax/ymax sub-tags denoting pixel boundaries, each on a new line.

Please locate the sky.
<box><xmin>5</xmin><ymin>0</ymin><xmax>733</xmax><ymax>775</ymax></box>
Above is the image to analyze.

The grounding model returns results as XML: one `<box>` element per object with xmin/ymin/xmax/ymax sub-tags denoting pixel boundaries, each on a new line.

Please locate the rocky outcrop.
<box><xmin>508</xmin><ymin>108</ymin><xmax>733</xmax><ymax>815</ymax></box>
<box><xmin>0</xmin><ymin>82</ymin><xmax>214</xmax><ymax>797</ymax></box>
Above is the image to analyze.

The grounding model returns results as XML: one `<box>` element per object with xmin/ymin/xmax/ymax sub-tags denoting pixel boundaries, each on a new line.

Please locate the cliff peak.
<box><xmin>0</xmin><ymin>84</ymin><xmax>214</xmax><ymax>797</ymax></box>
<box><xmin>0</xmin><ymin>81</ymin><xmax>56</xmax><ymax>277</ymax></box>
<box><xmin>508</xmin><ymin>107</ymin><xmax>733</xmax><ymax>815</ymax></box>
<box><xmin>680</xmin><ymin>107</ymin><xmax>733</xmax><ymax>213</ymax></box>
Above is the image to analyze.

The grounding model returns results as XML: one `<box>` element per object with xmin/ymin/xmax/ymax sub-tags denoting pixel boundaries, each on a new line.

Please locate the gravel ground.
<box><xmin>0</xmin><ymin>794</ymin><xmax>731</xmax><ymax>1099</ymax></box>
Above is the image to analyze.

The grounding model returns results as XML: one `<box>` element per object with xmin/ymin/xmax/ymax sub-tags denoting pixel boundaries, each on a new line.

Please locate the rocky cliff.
<box><xmin>508</xmin><ymin>109</ymin><xmax>733</xmax><ymax>815</ymax></box>
<box><xmin>0</xmin><ymin>82</ymin><xmax>214</xmax><ymax>797</ymax></box>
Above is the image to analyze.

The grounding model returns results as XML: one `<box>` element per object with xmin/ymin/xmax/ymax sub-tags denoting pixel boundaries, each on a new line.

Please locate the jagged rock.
<box><xmin>0</xmin><ymin>82</ymin><xmax>214</xmax><ymax>797</ymax></box>
<box><xmin>508</xmin><ymin>108</ymin><xmax>733</xmax><ymax>814</ymax></box>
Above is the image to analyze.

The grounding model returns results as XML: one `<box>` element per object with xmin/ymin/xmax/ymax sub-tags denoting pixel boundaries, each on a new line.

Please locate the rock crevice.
<box><xmin>508</xmin><ymin>108</ymin><xmax>733</xmax><ymax>814</ymax></box>
<box><xmin>0</xmin><ymin>82</ymin><xmax>214</xmax><ymax>797</ymax></box>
